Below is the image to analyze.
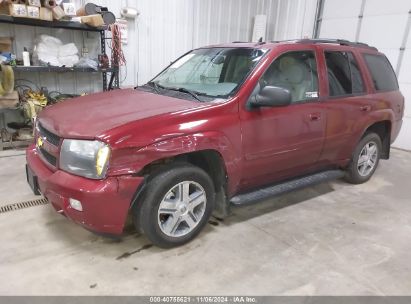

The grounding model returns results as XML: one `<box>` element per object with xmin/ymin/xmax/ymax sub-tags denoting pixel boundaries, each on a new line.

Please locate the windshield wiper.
<box><xmin>145</xmin><ymin>81</ymin><xmax>166</xmax><ymax>93</ymax></box>
<box><xmin>145</xmin><ymin>81</ymin><xmax>168</xmax><ymax>94</ymax></box>
<box><xmin>166</xmin><ymin>87</ymin><xmax>203</xmax><ymax>101</ymax></box>
<box><xmin>145</xmin><ymin>82</ymin><xmax>204</xmax><ymax>101</ymax></box>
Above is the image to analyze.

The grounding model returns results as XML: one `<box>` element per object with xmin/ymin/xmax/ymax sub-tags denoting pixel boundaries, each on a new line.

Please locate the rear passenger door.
<box><xmin>319</xmin><ymin>49</ymin><xmax>372</xmax><ymax>163</ymax></box>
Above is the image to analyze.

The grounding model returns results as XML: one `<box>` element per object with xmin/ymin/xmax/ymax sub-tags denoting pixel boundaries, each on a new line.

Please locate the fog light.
<box><xmin>69</xmin><ymin>198</ymin><xmax>83</xmax><ymax>211</ymax></box>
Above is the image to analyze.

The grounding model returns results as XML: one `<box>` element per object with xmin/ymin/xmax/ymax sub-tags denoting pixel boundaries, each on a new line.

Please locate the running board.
<box><xmin>230</xmin><ymin>170</ymin><xmax>345</xmax><ymax>206</ymax></box>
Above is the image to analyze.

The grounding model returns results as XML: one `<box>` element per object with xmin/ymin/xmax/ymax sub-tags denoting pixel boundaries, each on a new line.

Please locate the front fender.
<box><xmin>108</xmin><ymin>132</ymin><xmax>242</xmax><ymax>195</ymax></box>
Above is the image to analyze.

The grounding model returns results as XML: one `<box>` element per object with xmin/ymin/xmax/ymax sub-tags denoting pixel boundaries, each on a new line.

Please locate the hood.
<box><xmin>39</xmin><ymin>89</ymin><xmax>208</xmax><ymax>138</ymax></box>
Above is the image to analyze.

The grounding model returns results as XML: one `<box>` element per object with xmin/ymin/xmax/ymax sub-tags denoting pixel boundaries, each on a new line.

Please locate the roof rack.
<box><xmin>271</xmin><ymin>38</ymin><xmax>378</xmax><ymax>50</ymax></box>
<box><xmin>231</xmin><ymin>40</ymin><xmax>266</xmax><ymax>46</ymax></box>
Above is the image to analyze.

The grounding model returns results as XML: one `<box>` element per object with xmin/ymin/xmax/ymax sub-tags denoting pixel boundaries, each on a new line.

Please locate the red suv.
<box><xmin>26</xmin><ymin>39</ymin><xmax>404</xmax><ymax>248</ymax></box>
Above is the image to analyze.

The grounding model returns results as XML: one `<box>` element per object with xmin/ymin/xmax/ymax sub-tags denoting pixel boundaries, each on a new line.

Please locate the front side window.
<box><xmin>363</xmin><ymin>54</ymin><xmax>399</xmax><ymax>92</ymax></box>
<box><xmin>260</xmin><ymin>51</ymin><xmax>319</xmax><ymax>103</ymax></box>
<box><xmin>151</xmin><ymin>47</ymin><xmax>267</xmax><ymax>98</ymax></box>
<box><xmin>325</xmin><ymin>51</ymin><xmax>365</xmax><ymax>96</ymax></box>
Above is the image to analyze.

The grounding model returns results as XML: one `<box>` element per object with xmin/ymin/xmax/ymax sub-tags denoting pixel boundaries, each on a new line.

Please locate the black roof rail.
<box><xmin>299</xmin><ymin>39</ymin><xmax>377</xmax><ymax>49</ymax></box>
<box><xmin>271</xmin><ymin>38</ymin><xmax>378</xmax><ymax>51</ymax></box>
<box><xmin>231</xmin><ymin>40</ymin><xmax>266</xmax><ymax>46</ymax></box>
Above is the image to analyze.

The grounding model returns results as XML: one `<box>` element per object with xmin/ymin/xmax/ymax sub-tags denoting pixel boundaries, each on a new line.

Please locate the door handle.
<box><xmin>309</xmin><ymin>113</ymin><xmax>321</xmax><ymax>121</ymax></box>
<box><xmin>360</xmin><ymin>105</ymin><xmax>371</xmax><ymax>112</ymax></box>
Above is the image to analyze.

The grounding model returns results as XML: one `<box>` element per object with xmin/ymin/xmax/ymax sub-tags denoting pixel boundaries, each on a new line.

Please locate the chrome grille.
<box><xmin>38</xmin><ymin>123</ymin><xmax>60</xmax><ymax>146</ymax></box>
<box><xmin>37</xmin><ymin>123</ymin><xmax>60</xmax><ymax>167</ymax></box>
<box><xmin>39</xmin><ymin>147</ymin><xmax>57</xmax><ymax>167</ymax></box>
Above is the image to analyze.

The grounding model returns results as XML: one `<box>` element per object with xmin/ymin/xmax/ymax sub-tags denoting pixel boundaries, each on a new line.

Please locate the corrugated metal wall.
<box><xmin>98</xmin><ymin>0</ymin><xmax>317</xmax><ymax>86</ymax></box>
<box><xmin>0</xmin><ymin>0</ymin><xmax>317</xmax><ymax>93</ymax></box>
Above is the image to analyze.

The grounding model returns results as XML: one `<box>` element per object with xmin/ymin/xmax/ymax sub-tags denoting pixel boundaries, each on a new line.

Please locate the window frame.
<box><xmin>323</xmin><ymin>49</ymin><xmax>367</xmax><ymax>99</ymax></box>
<box><xmin>254</xmin><ymin>49</ymin><xmax>321</xmax><ymax>105</ymax></box>
<box><xmin>362</xmin><ymin>53</ymin><xmax>399</xmax><ymax>93</ymax></box>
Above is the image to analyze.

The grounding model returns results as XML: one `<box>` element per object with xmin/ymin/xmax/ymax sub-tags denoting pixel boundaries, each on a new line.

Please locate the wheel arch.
<box><xmin>130</xmin><ymin>148</ymin><xmax>232</xmax><ymax>218</ymax></box>
<box><xmin>137</xmin><ymin>149</ymin><xmax>227</xmax><ymax>187</ymax></box>
<box><xmin>362</xmin><ymin>120</ymin><xmax>391</xmax><ymax>159</ymax></box>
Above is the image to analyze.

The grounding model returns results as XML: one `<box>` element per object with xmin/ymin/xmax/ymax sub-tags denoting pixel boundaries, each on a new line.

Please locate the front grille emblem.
<box><xmin>36</xmin><ymin>136</ymin><xmax>44</xmax><ymax>148</ymax></box>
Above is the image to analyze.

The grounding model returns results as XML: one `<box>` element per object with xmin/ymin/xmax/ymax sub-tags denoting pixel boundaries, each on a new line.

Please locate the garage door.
<box><xmin>317</xmin><ymin>0</ymin><xmax>411</xmax><ymax>150</ymax></box>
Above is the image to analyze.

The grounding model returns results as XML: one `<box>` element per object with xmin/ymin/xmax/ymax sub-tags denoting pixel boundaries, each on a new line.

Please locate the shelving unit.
<box><xmin>0</xmin><ymin>14</ymin><xmax>121</xmax><ymax>150</ymax></box>
<box><xmin>0</xmin><ymin>14</ymin><xmax>119</xmax><ymax>91</ymax></box>
<box><xmin>0</xmin><ymin>14</ymin><xmax>106</xmax><ymax>31</ymax></box>
<box><xmin>13</xmin><ymin>66</ymin><xmax>117</xmax><ymax>73</ymax></box>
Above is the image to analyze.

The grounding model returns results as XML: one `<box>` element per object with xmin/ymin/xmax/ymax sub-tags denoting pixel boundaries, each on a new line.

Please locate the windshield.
<box><xmin>150</xmin><ymin>47</ymin><xmax>268</xmax><ymax>98</ymax></box>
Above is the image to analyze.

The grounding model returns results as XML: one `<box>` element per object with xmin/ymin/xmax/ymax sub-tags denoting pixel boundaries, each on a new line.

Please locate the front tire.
<box><xmin>133</xmin><ymin>163</ymin><xmax>215</xmax><ymax>248</ymax></box>
<box><xmin>344</xmin><ymin>132</ymin><xmax>382</xmax><ymax>184</ymax></box>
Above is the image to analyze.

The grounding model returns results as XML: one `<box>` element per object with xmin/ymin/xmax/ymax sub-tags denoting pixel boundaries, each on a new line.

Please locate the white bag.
<box><xmin>33</xmin><ymin>35</ymin><xmax>79</xmax><ymax>67</ymax></box>
<box><xmin>58</xmin><ymin>55</ymin><xmax>79</xmax><ymax>67</ymax></box>
<box><xmin>59</xmin><ymin>42</ymin><xmax>78</xmax><ymax>57</ymax></box>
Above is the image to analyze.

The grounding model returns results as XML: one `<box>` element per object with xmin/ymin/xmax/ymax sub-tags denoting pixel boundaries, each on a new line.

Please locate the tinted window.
<box><xmin>260</xmin><ymin>51</ymin><xmax>319</xmax><ymax>103</ymax></box>
<box><xmin>325</xmin><ymin>51</ymin><xmax>364</xmax><ymax>96</ymax></box>
<box><xmin>363</xmin><ymin>54</ymin><xmax>399</xmax><ymax>92</ymax></box>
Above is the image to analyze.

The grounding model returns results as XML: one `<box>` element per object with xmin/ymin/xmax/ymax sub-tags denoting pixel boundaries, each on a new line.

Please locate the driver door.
<box><xmin>239</xmin><ymin>49</ymin><xmax>326</xmax><ymax>189</ymax></box>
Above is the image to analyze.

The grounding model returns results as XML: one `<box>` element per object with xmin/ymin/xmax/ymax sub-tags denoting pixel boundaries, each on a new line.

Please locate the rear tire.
<box><xmin>133</xmin><ymin>163</ymin><xmax>215</xmax><ymax>248</ymax></box>
<box><xmin>344</xmin><ymin>132</ymin><xmax>382</xmax><ymax>184</ymax></box>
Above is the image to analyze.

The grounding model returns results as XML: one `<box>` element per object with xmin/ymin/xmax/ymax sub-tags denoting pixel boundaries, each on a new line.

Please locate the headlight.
<box><xmin>60</xmin><ymin>139</ymin><xmax>111</xmax><ymax>179</ymax></box>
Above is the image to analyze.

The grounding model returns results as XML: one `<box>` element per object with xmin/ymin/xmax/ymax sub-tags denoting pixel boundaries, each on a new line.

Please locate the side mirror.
<box><xmin>250</xmin><ymin>86</ymin><xmax>292</xmax><ymax>108</ymax></box>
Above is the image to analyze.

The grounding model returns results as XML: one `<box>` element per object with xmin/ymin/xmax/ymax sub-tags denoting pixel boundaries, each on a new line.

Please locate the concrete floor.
<box><xmin>0</xmin><ymin>148</ymin><xmax>411</xmax><ymax>295</ymax></box>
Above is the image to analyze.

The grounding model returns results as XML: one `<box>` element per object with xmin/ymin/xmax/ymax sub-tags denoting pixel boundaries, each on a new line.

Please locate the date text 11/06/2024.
<box><xmin>149</xmin><ymin>296</ymin><xmax>257</xmax><ymax>303</ymax></box>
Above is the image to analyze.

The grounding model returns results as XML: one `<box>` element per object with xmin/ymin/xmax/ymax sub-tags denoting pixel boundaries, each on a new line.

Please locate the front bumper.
<box><xmin>26</xmin><ymin>145</ymin><xmax>144</xmax><ymax>235</ymax></box>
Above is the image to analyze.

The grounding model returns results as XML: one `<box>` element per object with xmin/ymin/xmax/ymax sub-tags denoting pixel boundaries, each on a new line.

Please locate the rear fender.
<box><xmin>344</xmin><ymin>109</ymin><xmax>394</xmax><ymax>160</ymax></box>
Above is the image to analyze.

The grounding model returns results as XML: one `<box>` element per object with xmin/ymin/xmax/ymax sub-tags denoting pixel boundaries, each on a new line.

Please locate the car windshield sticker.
<box><xmin>305</xmin><ymin>91</ymin><xmax>318</xmax><ymax>98</ymax></box>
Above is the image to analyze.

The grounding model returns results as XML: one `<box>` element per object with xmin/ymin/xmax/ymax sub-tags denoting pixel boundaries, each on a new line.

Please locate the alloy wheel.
<box><xmin>157</xmin><ymin>181</ymin><xmax>207</xmax><ymax>237</ymax></box>
<box><xmin>357</xmin><ymin>141</ymin><xmax>378</xmax><ymax>177</ymax></box>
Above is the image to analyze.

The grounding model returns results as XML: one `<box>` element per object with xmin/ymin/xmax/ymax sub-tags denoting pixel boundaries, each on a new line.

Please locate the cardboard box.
<box><xmin>9</xmin><ymin>4</ymin><xmax>27</xmax><ymax>17</ymax></box>
<box><xmin>81</xmin><ymin>14</ymin><xmax>104</xmax><ymax>27</ymax></box>
<box><xmin>0</xmin><ymin>2</ymin><xmax>9</xmax><ymax>15</ymax></box>
<box><xmin>40</xmin><ymin>7</ymin><xmax>52</xmax><ymax>21</ymax></box>
<box><xmin>63</xmin><ymin>2</ymin><xmax>76</xmax><ymax>16</ymax></box>
<box><xmin>52</xmin><ymin>5</ymin><xmax>65</xmax><ymax>20</ymax></box>
<box><xmin>26</xmin><ymin>0</ymin><xmax>41</xmax><ymax>7</ymax></box>
<box><xmin>0</xmin><ymin>37</ymin><xmax>12</xmax><ymax>52</ymax></box>
<box><xmin>0</xmin><ymin>91</ymin><xmax>19</xmax><ymax>110</ymax></box>
<box><xmin>26</xmin><ymin>5</ymin><xmax>39</xmax><ymax>18</ymax></box>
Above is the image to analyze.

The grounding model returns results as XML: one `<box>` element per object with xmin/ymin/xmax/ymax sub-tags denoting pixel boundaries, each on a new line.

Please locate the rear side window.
<box><xmin>325</xmin><ymin>51</ymin><xmax>365</xmax><ymax>96</ymax></box>
<box><xmin>363</xmin><ymin>54</ymin><xmax>399</xmax><ymax>92</ymax></box>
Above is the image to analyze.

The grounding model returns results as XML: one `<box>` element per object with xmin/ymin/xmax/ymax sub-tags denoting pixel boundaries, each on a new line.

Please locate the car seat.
<box><xmin>263</xmin><ymin>56</ymin><xmax>313</xmax><ymax>102</ymax></box>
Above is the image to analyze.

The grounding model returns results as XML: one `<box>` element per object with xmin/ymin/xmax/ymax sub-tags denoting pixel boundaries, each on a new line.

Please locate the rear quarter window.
<box><xmin>363</xmin><ymin>54</ymin><xmax>399</xmax><ymax>92</ymax></box>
